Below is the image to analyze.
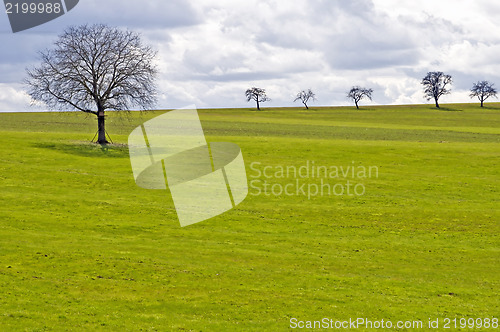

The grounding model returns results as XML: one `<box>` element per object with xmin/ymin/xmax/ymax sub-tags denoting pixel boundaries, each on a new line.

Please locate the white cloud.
<box><xmin>0</xmin><ymin>84</ymin><xmax>32</xmax><ymax>112</ymax></box>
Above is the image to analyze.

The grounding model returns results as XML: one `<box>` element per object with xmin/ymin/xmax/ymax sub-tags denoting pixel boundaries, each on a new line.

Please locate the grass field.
<box><xmin>0</xmin><ymin>104</ymin><xmax>499</xmax><ymax>331</ymax></box>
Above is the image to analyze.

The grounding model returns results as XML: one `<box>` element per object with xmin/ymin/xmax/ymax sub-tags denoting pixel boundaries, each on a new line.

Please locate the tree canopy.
<box><xmin>421</xmin><ymin>72</ymin><xmax>452</xmax><ymax>108</ymax></box>
<box><xmin>347</xmin><ymin>86</ymin><xmax>373</xmax><ymax>109</ymax></box>
<box><xmin>246</xmin><ymin>87</ymin><xmax>270</xmax><ymax>111</ymax></box>
<box><xmin>26</xmin><ymin>24</ymin><xmax>158</xmax><ymax>144</ymax></box>
<box><xmin>294</xmin><ymin>89</ymin><xmax>316</xmax><ymax>109</ymax></box>
<box><xmin>470</xmin><ymin>81</ymin><xmax>497</xmax><ymax>107</ymax></box>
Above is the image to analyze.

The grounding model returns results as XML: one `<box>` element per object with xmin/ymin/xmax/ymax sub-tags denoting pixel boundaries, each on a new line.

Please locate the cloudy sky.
<box><xmin>1</xmin><ymin>0</ymin><xmax>500</xmax><ymax>111</ymax></box>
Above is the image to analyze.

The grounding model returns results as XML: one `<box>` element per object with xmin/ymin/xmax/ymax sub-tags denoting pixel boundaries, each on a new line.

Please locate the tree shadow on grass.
<box><xmin>431</xmin><ymin>106</ymin><xmax>464</xmax><ymax>112</ymax></box>
<box><xmin>355</xmin><ymin>107</ymin><xmax>377</xmax><ymax>111</ymax></box>
<box><xmin>481</xmin><ymin>105</ymin><xmax>500</xmax><ymax>110</ymax></box>
<box><xmin>34</xmin><ymin>141</ymin><xmax>129</xmax><ymax>158</ymax></box>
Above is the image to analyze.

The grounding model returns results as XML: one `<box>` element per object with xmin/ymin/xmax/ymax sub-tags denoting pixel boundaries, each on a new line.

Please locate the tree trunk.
<box><xmin>355</xmin><ymin>100</ymin><xmax>359</xmax><ymax>109</ymax></box>
<box><xmin>97</xmin><ymin>110</ymin><xmax>109</xmax><ymax>144</ymax></box>
<box><xmin>256</xmin><ymin>98</ymin><xmax>260</xmax><ymax>111</ymax></box>
<box><xmin>480</xmin><ymin>97</ymin><xmax>484</xmax><ymax>107</ymax></box>
<box><xmin>304</xmin><ymin>102</ymin><xmax>309</xmax><ymax>110</ymax></box>
<box><xmin>434</xmin><ymin>98</ymin><xmax>440</xmax><ymax>108</ymax></box>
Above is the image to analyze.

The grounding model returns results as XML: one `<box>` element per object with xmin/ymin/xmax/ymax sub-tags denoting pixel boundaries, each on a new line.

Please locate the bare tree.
<box><xmin>347</xmin><ymin>86</ymin><xmax>373</xmax><ymax>109</ymax></box>
<box><xmin>294</xmin><ymin>89</ymin><xmax>316</xmax><ymax>109</ymax></box>
<box><xmin>26</xmin><ymin>24</ymin><xmax>157</xmax><ymax>144</ymax></box>
<box><xmin>421</xmin><ymin>71</ymin><xmax>452</xmax><ymax>108</ymax></box>
<box><xmin>470</xmin><ymin>81</ymin><xmax>497</xmax><ymax>107</ymax></box>
<box><xmin>245</xmin><ymin>87</ymin><xmax>270</xmax><ymax>111</ymax></box>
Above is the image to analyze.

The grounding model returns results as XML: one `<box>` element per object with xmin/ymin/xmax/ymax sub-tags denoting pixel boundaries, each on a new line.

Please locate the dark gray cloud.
<box><xmin>70</xmin><ymin>0</ymin><xmax>200</xmax><ymax>29</ymax></box>
<box><xmin>252</xmin><ymin>0</ymin><xmax>420</xmax><ymax>70</ymax></box>
<box><xmin>1</xmin><ymin>0</ymin><xmax>200</xmax><ymax>32</ymax></box>
<box><xmin>191</xmin><ymin>71</ymin><xmax>290</xmax><ymax>82</ymax></box>
<box><xmin>0</xmin><ymin>32</ymin><xmax>55</xmax><ymax>63</ymax></box>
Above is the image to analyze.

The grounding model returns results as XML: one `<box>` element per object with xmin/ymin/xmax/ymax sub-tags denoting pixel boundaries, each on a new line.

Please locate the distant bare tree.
<box><xmin>347</xmin><ymin>86</ymin><xmax>373</xmax><ymax>109</ymax></box>
<box><xmin>421</xmin><ymin>71</ymin><xmax>452</xmax><ymax>108</ymax></box>
<box><xmin>25</xmin><ymin>24</ymin><xmax>157</xmax><ymax>144</ymax></box>
<box><xmin>246</xmin><ymin>87</ymin><xmax>270</xmax><ymax>110</ymax></box>
<box><xmin>294</xmin><ymin>89</ymin><xmax>316</xmax><ymax>109</ymax></box>
<box><xmin>470</xmin><ymin>81</ymin><xmax>497</xmax><ymax>107</ymax></box>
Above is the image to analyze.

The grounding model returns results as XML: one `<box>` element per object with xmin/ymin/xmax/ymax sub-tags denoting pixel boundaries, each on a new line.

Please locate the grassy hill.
<box><xmin>0</xmin><ymin>104</ymin><xmax>499</xmax><ymax>330</ymax></box>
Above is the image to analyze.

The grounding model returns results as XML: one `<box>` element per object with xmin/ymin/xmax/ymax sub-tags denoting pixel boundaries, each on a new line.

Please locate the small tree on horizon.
<box><xmin>470</xmin><ymin>81</ymin><xmax>497</xmax><ymax>107</ymax></box>
<box><xmin>294</xmin><ymin>89</ymin><xmax>316</xmax><ymax>109</ymax></box>
<box><xmin>421</xmin><ymin>71</ymin><xmax>452</xmax><ymax>108</ymax></box>
<box><xmin>25</xmin><ymin>24</ymin><xmax>157</xmax><ymax>144</ymax></box>
<box><xmin>347</xmin><ymin>86</ymin><xmax>373</xmax><ymax>109</ymax></box>
<box><xmin>245</xmin><ymin>87</ymin><xmax>270</xmax><ymax>110</ymax></box>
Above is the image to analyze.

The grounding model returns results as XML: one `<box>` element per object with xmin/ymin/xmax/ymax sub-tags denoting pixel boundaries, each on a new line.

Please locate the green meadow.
<box><xmin>0</xmin><ymin>104</ymin><xmax>499</xmax><ymax>331</ymax></box>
